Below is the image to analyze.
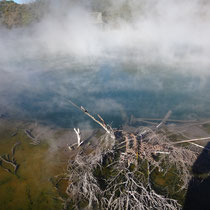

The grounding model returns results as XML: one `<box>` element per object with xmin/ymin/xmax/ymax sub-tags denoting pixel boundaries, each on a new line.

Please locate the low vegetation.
<box><xmin>0</xmin><ymin>0</ymin><xmax>45</xmax><ymax>28</ymax></box>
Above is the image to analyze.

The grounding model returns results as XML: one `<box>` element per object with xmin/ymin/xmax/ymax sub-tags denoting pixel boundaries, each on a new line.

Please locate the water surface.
<box><xmin>1</xmin><ymin>56</ymin><xmax>210</xmax><ymax>128</ymax></box>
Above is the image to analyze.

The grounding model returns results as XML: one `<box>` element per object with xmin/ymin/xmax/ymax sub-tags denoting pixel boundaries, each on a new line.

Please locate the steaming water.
<box><xmin>1</xmin><ymin>1</ymin><xmax>210</xmax><ymax>209</ymax></box>
<box><xmin>1</xmin><ymin>55</ymin><xmax>210</xmax><ymax>208</ymax></box>
<box><xmin>4</xmin><ymin>55</ymin><xmax>210</xmax><ymax>128</ymax></box>
<box><xmin>1</xmin><ymin>0</ymin><xmax>210</xmax><ymax>128</ymax></box>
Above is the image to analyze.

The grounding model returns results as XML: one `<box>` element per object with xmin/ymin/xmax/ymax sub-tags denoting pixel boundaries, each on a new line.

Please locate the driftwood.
<box><xmin>189</xmin><ymin>142</ymin><xmax>210</xmax><ymax>151</ymax></box>
<box><xmin>154</xmin><ymin>151</ymin><xmax>170</xmax><ymax>155</ymax></box>
<box><xmin>68</xmin><ymin>100</ymin><xmax>115</xmax><ymax>139</ymax></box>
<box><xmin>74</xmin><ymin>128</ymin><xmax>83</xmax><ymax>147</ymax></box>
<box><xmin>59</xmin><ymin>101</ymin><xmax>206</xmax><ymax>210</ymax></box>
<box><xmin>130</xmin><ymin>115</ymin><xmax>198</xmax><ymax>124</ymax></box>
<box><xmin>67</xmin><ymin>128</ymin><xmax>83</xmax><ymax>150</ymax></box>
<box><xmin>171</xmin><ymin>137</ymin><xmax>210</xmax><ymax>145</ymax></box>
<box><xmin>63</xmin><ymin>101</ymin><xmax>201</xmax><ymax>209</ymax></box>
<box><xmin>139</xmin><ymin>120</ymin><xmax>158</xmax><ymax>125</ymax></box>
<box><xmin>156</xmin><ymin>110</ymin><xmax>172</xmax><ymax>129</ymax></box>
<box><xmin>65</xmin><ymin>130</ymin><xmax>184</xmax><ymax>210</ymax></box>
<box><xmin>171</xmin><ymin>131</ymin><xmax>210</xmax><ymax>151</ymax></box>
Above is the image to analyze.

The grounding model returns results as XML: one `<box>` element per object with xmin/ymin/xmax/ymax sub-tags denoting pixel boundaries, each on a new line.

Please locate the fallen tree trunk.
<box><xmin>156</xmin><ymin>110</ymin><xmax>172</xmax><ymax>129</ymax></box>
<box><xmin>171</xmin><ymin>137</ymin><xmax>210</xmax><ymax>145</ymax></box>
<box><xmin>130</xmin><ymin>115</ymin><xmax>198</xmax><ymax>124</ymax></box>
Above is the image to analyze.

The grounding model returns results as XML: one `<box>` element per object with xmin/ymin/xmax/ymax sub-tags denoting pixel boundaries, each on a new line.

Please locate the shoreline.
<box><xmin>0</xmin><ymin>116</ymin><xmax>210</xmax><ymax>209</ymax></box>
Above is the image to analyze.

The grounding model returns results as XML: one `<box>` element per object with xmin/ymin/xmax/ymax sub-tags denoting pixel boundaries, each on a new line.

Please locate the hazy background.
<box><xmin>13</xmin><ymin>0</ymin><xmax>35</xmax><ymax>3</ymax></box>
<box><xmin>0</xmin><ymin>0</ymin><xmax>210</xmax><ymax>128</ymax></box>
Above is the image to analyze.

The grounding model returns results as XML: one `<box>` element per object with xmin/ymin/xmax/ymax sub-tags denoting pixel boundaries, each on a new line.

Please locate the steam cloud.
<box><xmin>0</xmin><ymin>0</ymin><xmax>210</xmax><ymax>126</ymax></box>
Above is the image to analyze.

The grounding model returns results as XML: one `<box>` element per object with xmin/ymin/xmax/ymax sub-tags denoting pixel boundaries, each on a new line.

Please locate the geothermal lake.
<box><xmin>1</xmin><ymin>56</ymin><xmax>210</xmax><ymax>209</ymax></box>
<box><xmin>2</xmin><ymin>55</ymin><xmax>210</xmax><ymax>128</ymax></box>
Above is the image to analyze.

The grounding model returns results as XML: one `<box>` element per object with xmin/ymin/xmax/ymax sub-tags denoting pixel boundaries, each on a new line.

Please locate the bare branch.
<box><xmin>68</xmin><ymin>99</ymin><xmax>115</xmax><ymax>139</ymax></box>
<box><xmin>130</xmin><ymin>116</ymin><xmax>197</xmax><ymax>124</ymax></box>
<box><xmin>156</xmin><ymin>110</ymin><xmax>172</xmax><ymax>129</ymax></box>
<box><xmin>74</xmin><ymin>128</ymin><xmax>83</xmax><ymax>147</ymax></box>
<box><xmin>171</xmin><ymin>136</ymin><xmax>210</xmax><ymax>144</ymax></box>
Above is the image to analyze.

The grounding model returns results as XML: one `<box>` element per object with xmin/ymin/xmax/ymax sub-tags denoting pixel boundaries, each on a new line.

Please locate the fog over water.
<box><xmin>0</xmin><ymin>0</ymin><xmax>210</xmax><ymax>128</ymax></box>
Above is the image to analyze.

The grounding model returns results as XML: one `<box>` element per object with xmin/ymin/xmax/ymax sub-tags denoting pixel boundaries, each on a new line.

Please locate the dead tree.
<box><xmin>63</xmin><ymin>102</ymin><xmax>200</xmax><ymax>209</ymax></box>
<box><xmin>74</xmin><ymin>128</ymin><xmax>83</xmax><ymax>147</ymax></box>
<box><xmin>65</xmin><ymin>135</ymin><xmax>182</xmax><ymax>210</ymax></box>
<box><xmin>68</xmin><ymin>100</ymin><xmax>115</xmax><ymax>139</ymax></box>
